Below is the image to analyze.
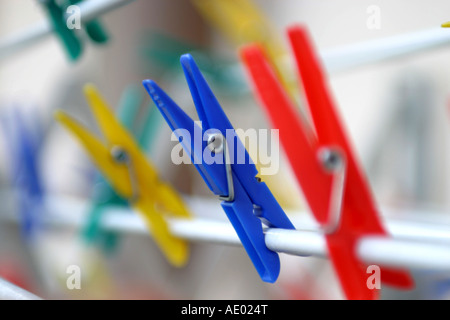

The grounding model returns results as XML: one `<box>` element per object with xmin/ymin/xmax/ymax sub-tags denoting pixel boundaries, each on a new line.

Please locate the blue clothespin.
<box><xmin>83</xmin><ymin>84</ymin><xmax>162</xmax><ymax>254</ymax></box>
<box><xmin>142</xmin><ymin>54</ymin><xmax>295</xmax><ymax>283</ymax></box>
<box><xmin>1</xmin><ymin>107</ymin><xmax>45</xmax><ymax>240</ymax></box>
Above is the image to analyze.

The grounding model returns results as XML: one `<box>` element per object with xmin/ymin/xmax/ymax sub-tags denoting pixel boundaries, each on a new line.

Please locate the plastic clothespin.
<box><xmin>67</xmin><ymin>0</ymin><xmax>109</xmax><ymax>43</ymax></box>
<box><xmin>140</xmin><ymin>32</ymin><xmax>247</xmax><ymax>96</ymax></box>
<box><xmin>1</xmin><ymin>107</ymin><xmax>45</xmax><ymax>241</ymax></box>
<box><xmin>38</xmin><ymin>0</ymin><xmax>108</xmax><ymax>61</ymax></box>
<box><xmin>240</xmin><ymin>25</ymin><xmax>415</xmax><ymax>299</ymax></box>
<box><xmin>83</xmin><ymin>84</ymin><xmax>162</xmax><ymax>254</ymax></box>
<box><xmin>192</xmin><ymin>0</ymin><xmax>303</xmax><ymax>211</ymax></box>
<box><xmin>142</xmin><ymin>54</ymin><xmax>295</xmax><ymax>283</ymax></box>
<box><xmin>54</xmin><ymin>84</ymin><xmax>192</xmax><ymax>267</ymax></box>
<box><xmin>191</xmin><ymin>0</ymin><xmax>291</xmax><ymax>95</ymax></box>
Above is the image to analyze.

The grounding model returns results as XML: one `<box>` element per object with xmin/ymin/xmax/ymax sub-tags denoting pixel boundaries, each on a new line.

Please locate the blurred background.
<box><xmin>1</xmin><ymin>0</ymin><xmax>450</xmax><ymax>300</ymax></box>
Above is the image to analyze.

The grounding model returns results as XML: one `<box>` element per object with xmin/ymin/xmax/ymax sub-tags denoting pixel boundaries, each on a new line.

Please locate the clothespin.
<box><xmin>83</xmin><ymin>84</ymin><xmax>161</xmax><ymax>254</ymax></box>
<box><xmin>240</xmin><ymin>25</ymin><xmax>415</xmax><ymax>299</ymax></box>
<box><xmin>143</xmin><ymin>54</ymin><xmax>295</xmax><ymax>283</ymax></box>
<box><xmin>140</xmin><ymin>32</ymin><xmax>247</xmax><ymax>96</ymax></box>
<box><xmin>191</xmin><ymin>0</ymin><xmax>292</xmax><ymax>96</ymax></box>
<box><xmin>67</xmin><ymin>0</ymin><xmax>109</xmax><ymax>43</ymax></box>
<box><xmin>442</xmin><ymin>22</ymin><xmax>450</xmax><ymax>28</ymax></box>
<box><xmin>54</xmin><ymin>84</ymin><xmax>192</xmax><ymax>267</ymax></box>
<box><xmin>1</xmin><ymin>107</ymin><xmax>45</xmax><ymax>240</ymax></box>
<box><xmin>38</xmin><ymin>0</ymin><xmax>109</xmax><ymax>61</ymax></box>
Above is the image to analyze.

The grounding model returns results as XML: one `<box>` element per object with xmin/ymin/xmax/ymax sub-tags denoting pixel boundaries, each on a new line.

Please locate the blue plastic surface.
<box><xmin>143</xmin><ymin>54</ymin><xmax>295</xmax><ymax>283</ymax></box>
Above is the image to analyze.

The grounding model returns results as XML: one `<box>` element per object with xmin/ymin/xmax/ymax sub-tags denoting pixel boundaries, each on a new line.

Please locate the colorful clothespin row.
<box><xmin>240</xmin><ymin>25</ymin><xmax>415</xmax><ymax>299</ymax></box>
<box><xmin>143</xmin><ymin>54</ymin><xmax>296</xmax><ymax>283</ymax></box>
<box><xmin>38</xmin><ymin>0</ymin><xmax>109</xmax><ymax>61</ymax></box>
<box><xmin>191</xmin><ymin>0</ymin><xmax>292</xmax><ymax>96</ymax></box>
<box><xmin>83</xmin><ymin>84</ymin><xmax>161</xmax><ymax>255</ymax></box>
<box><xmin>54</xmin><ymin>84</ymin><xmax>192</xmax><ymax>267</ymax></box>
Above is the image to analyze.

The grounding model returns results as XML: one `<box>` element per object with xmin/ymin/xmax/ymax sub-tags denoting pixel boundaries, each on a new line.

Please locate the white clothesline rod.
<box><xmin>1</xmin><ymin>2</ymin><xmax>449</xmax><ymax>71</ymax></box>
<box><xmin>226</xmin><ymin>26</ymin><xmax>450</xmax><ymax>79</ymax></box>
<box><xmin>0</xmin><ymin>0</ymin><xmax>136</xmax><ymax>60</ymax></box>
<box><xmin>0</xmin><ymin>277</ymin><xmax>42</xmax><ymax>300</ymax></box>
<box><xmin>19</xmin><ymin>194</ymin><xmax>450</xmax><ymax>273</ymax></box>
<box><xmin>320</xmin><ymin>27</ymin><xmax>450</xmax><ymax>73</ymax></box>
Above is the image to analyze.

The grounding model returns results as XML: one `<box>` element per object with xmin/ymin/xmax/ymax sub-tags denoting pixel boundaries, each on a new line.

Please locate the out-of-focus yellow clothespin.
<box><xmin>192</xmin><ymin>0</ymin><xmax>294</xmax><ymax>97</ymax></box>
<box><xmin>442</xmin><ymin>21</ymin><xmax>450</xmax><ymax>28</ymax></box>
<box><xmin>54</xmin><ymin>84</ymin><xmax>192</xmax><ymax>267</ymax></box>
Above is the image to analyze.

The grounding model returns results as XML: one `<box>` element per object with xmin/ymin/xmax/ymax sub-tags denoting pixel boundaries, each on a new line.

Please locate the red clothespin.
<box><xmin>241</xmin><ymin>25</ymin><xmax>414</xmax><ymax>299</ymax></box>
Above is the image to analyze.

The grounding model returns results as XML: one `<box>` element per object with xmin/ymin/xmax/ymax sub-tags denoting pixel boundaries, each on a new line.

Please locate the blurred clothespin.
<box><xmin>55</xmin><ymin>84</ymin><xmax>192</xmax><ymax>267</ymax></box>
<box><xmin>143</xmin><ymin>54</ymin><xmax>295</xmax><ymax>283</ymax></box>
<box><xmin>1</xmin><ymin>107</ymin><xmax>46</xmax><ymax>240</ymax></box>
<box><xmin>140</xmin><ymin>32</ymin><xmax>247</xmax><ymax>96</ymax></box>
<box><xmin>241</xmin><ymin>25</ymin><xmax>415</xmax><ymax>299</ymax></box>
<box><xmin>38</xmin><ymin>0</ymin><xmax>109</xmax><ymax>61</ymax></box>
<box><xmin>0</xmin><ymin>106</ymin><xmax>60</xmax><ymax>293</ymax></box>
<box><xmin>83</xmin><ymin>84</ymin><xmax>161</xmax><ymax>255</ymax></box>
<box><xmin>191</xmin><ymin>0</ymin><xmax>292</xmax><ymax>96</ymax></box>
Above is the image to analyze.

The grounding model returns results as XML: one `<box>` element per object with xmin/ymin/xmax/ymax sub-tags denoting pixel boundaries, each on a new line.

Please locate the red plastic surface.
<box><xmin>241</xmin><ymin>25</ymin><xmax>414</xmax><ymax>299</ymax></box>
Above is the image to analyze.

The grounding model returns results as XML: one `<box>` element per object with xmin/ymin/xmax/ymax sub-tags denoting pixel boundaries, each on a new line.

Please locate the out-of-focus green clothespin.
<box><xmin>139</xmin><ymin>32</ymin><xmax>248</xmax><ymax>96</ymax></box>
<box><xmin>38</xmin><ymin>0</ymin><xmax>109</xmax><ymax>61</ymax></box>
<box><xmin>82</xmin><ymin>84</ymin><xmax>162</xmax><ymax>255</ymax></box>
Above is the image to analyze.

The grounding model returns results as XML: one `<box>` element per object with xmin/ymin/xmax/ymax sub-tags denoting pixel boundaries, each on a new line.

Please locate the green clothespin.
<box><xmin>139</xmin><ymin>32</ymin><xmax>247</xmax><ymax>96</ymax></box>
<box><xmin>38</xmin><ymin>0</ymin><xmax>109</xmax><ymax>61</ymax></box>
<box><xmin>68</xmin><ymin>0</ymin><xmax>109</xmax><ymax>44</ymax></box>
<box><xmin>82</xmin><ymin>85</ymin><xmax>162</xmax><ymax>255</ymax></box>
<box><xmin>39</xmin><ymin>0</ymin><xmax>82</xmax><ymax>61</ymax></box>
<box><xmin>141</xmin><ymin>32</ymin><xmax>197</xmax><ymax>72</ymax></box>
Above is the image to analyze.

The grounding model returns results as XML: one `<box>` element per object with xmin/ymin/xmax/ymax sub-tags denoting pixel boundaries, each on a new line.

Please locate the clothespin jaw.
<box><xmin>38</xmin><ymin>0</ymin><xmax>109</xmax><ymax>61</ymax></box>
<box><xmin>442</xmin><ymin>22</ymin><xmax>450</xmax><ymax>28</ymax></box>
<box><xmin>54</xmin><ymin>84</ymin><xmax>192</xmax><ymax>267</ymax></box>
<box><xmin>143</xmin><ymin>54</ymin><xmax>295</xmax><ymax>283</ymax></box>
<box><xmin>241</xmin><ymin>25</ymin><xmax>414</xmax><ymax>298</ymax></box>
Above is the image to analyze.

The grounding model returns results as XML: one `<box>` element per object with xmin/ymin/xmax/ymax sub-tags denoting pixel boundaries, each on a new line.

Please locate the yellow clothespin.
<box><xmin>442</xmin><ymin>21</ymin><xmax>450</xmax><ymax>28</ymax></box>
<box><xmin>191</xmin><ymin>0</ymin><xmax>293</xmax><ymax>95</ymax></box>
<box><xmin>54</xmin><ymin>84</ymin><xmax>192</xmax><ymax>267</ymax></box>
